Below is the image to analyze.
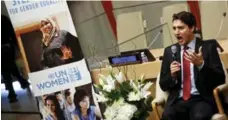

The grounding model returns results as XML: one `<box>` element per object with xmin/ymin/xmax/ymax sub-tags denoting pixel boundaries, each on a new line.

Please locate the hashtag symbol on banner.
<box><xmin>68</xmin><ymin>67</ymin><xmax>82</xmax><ymax>82</ymax></box>
<box><xmin>67</xmin><ymin>68</ymin><xmax>77</xmax><ymax>82</ymax></box>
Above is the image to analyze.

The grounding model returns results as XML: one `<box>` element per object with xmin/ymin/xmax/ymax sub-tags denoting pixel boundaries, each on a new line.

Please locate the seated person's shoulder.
<box><xmin>203</xmin><ymin>39</ymin><xmax>217</xmax><ymax>45</ymax></box>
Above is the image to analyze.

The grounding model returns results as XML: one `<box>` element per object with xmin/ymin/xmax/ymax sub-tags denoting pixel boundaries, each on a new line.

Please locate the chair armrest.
<box><xmin>217</xmin><ymin>83</ymin><xmax>228</xmax><ymax>92</ymax></box>
<box><xmin>152</xmin><ymin>98</ymin><xmax>166</xmax><ymax>120</ymax></box>
<box><xmin>152</xmin><ymin>98</ymin><xmax>166</xmax><ymax>106</ymax></box>
<box><xmin>213</xmin><ymin>83</ymin><xmax>228</xmax><ymax>114</ymax></box>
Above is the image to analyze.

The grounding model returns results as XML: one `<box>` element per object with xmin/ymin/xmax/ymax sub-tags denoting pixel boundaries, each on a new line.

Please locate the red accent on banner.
<box><xmin>187</xmin><ymin>1</ymin><xmax>202</xmax><ymax>30</ymax></box>
<box><xmin>101</xmin><ymin>1</ymin><xmax>117</xmax><ymax>39</ymax></box>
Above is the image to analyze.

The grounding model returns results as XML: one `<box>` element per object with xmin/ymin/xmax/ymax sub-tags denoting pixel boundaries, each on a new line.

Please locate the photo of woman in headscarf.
<box><xmin>44</xmin><ymin>95</ymin><xmax>65</xmax><ymax>120</ymax></box>
<box><xmin>72</xmin><ymin>89</ymin><xmax>102</xmax><ymax>120</ymax></box>
<box><xmin>40</xmin><ymin>17</ymin><xmax>84</xmax><ymax>69</ymax></box>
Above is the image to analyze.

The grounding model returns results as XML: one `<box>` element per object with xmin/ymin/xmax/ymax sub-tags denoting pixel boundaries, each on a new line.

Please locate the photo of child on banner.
<box><xmin>38</xmin><ymin>84</ymin><xmax>102</xmax><ymax>120</ymax></box>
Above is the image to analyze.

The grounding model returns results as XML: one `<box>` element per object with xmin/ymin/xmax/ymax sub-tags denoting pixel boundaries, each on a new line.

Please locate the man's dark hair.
<box><xmin>172</xmin><ymin>11</ymin><xmax>197</xmax><ymax>31</ymax></box>
<box><xmin>64</xmin><ymin>90</ymin><xmax>71</xmax><ymax>100</ymax></box>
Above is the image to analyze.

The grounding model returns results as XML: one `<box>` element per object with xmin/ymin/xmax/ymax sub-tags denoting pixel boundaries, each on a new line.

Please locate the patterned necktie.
<box><xmin>183</xmin><ymin>46</ymin><xmax>191</xmax><ymax>100</ymax></box>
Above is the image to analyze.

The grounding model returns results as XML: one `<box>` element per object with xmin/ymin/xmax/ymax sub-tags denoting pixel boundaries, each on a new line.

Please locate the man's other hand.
<box><xmin>184</xmin><ymin>46</ymin><xmax>204</xmax><ymax>67</ymax></box>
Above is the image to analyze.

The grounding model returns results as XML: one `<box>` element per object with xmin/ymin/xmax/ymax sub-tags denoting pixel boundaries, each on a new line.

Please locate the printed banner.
<box><xmin>5</xmin><ymin>1</ymin><xmax>102</xmax><ymax>120</ymax></box>
<box><xmin>29</xmin><ymin>59</ymin><xmax>92</xmax><ymax>96</ymax></box>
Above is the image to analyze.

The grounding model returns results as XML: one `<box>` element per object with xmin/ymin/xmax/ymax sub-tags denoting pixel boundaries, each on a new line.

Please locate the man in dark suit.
<box><xmin>160</xmin><ymin>11</ymin><xmax>225</xmax><ymax>120</ymax></box>
<box><xmin>1</xmin><ymin>15</ymin><xmax>30</xmax><ymax>103</ymax></box>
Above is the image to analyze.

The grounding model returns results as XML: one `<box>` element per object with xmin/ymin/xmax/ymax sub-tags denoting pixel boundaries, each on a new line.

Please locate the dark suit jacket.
<box><xmin>1</xmin><ymin>15</ymin><xmax>18</xmax><ymax>71</ymax></box>
<box><xmin>159</xmin><ymin>38</ymin><xmax>225</xmax><ymax>109</ymax></box>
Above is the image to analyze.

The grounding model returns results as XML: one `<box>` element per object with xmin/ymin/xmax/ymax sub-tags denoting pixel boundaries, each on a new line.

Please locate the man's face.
<box><xmin>172</xmin><ymin>19</ymin><xmax>194</xmax><ymax>46</ymax></box>
<box><xmin>66</xmin><ymin>95</ymin><xmax>72</xmax><ymax>105</ymax></box>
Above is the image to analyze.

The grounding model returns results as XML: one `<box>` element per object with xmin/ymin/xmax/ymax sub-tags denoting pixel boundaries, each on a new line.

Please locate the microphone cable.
<box><xmin>215</xmin><ymin>1</ymin><xmax>228</xmax><ymax>39</ymax></box>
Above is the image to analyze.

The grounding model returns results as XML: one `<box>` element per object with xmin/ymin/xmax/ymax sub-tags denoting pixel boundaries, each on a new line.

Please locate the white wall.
<box><xmin>200</xmin><ymin>1</ymin><xmax>228</xmax><ymax>40</ymax></box>
<box><xmin>162</xmin><ymin>3</ymin><xmax>189</xmax><ymax>47</ymax></box>
<box><xmin>67</xmin><ymin>1</ymin><xmax>117</xmax><ymax>60</ymax></box>
<box><xmin>67</xmin><ymin>1</ymin><xmax>186</xmax><ymax>60</ymax></box>
<box><xmin>112</xmin><ymin>1</ymin><xmax>185</xmax><ymax>49</ymax></box>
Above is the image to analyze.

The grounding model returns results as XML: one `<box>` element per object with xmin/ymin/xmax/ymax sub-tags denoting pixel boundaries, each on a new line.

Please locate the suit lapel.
<box><xmin>194</xmin><ymin>38</ymin><xmax>204</xmax><ymax>82</ymax></box>
<box><xmin>195</xmin><ymin>38</ymin><xmax>203</xmax><ymax>53</ymax></box>
<box><xmin>176</xmin><ymin>43</ymin><xmax>181</xmax><ymax>63</ymax></box>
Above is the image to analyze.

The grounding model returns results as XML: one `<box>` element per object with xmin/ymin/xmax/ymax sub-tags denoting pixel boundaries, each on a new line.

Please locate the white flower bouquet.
<box><xmin>94</xmin><ymin>66</ymin><xmax>153</xmax><ymax>120</ymax></box>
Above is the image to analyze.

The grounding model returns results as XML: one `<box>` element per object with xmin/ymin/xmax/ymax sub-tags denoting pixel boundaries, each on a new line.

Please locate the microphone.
<box><xmin>171</xmin><ymin>45</ymin><xmax>179</xmax><ymax>80</ymax></box>
<box><xmin>171</xmin><ymin>45</ymin><xmax>177</xmax><ymax>61</ymax></box>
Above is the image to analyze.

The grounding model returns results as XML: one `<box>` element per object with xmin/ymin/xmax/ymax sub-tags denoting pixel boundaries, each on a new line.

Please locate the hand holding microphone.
<box><xmin>170</xmin><ymin>46</ymin><xmax>181</xmax><ymax>78</ymax></box>
<box><xmin>170</xmin><ymin>61</ymin><xmax>181</xmax><ymax>78</ymax></box>
<box><xmin>169</xmin><ymin>45</ymin><xmax>204</xmax><ymax>78</ymax></box>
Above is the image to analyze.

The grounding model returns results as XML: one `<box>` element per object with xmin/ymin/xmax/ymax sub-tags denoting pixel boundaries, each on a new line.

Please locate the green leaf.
<box><xmin>105</xmin><ymin>89</ymin><xmax>121</xmax><ymax>103</ymax></box>
<box><xmin>119</xmin><ymin>81</ymin><xmax>133</xmax><ymax>99</ymax></box>
<box><xmin>132</xmin><ymin>109</ymin><xmax>150</xmax><ymax>120</ymax></box>
<box><xmin>144</xmin><ymin>96</ymin><xmax>153</xmax><ymax>111</ymax></box>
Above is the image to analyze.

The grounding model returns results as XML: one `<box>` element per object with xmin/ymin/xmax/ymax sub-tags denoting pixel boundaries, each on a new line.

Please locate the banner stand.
<box><xmin>5</xmin><ymin>1</ymin><xmax>103</xmax><ymax>120</ymax></box>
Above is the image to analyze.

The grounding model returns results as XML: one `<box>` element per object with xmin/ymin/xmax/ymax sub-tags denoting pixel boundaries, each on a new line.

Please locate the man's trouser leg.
<box><xmin>2</xmin><ymin>71</ymin><xmax>17</xmax><ymax>100</ymax></box>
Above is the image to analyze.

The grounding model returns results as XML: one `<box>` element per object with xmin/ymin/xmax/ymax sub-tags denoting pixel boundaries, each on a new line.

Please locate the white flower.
<box><xmin>140</xmin><ymin>90</ymin><xmax>151</xmax><ymax>99</ymax></box>
<box><xmin>108</xmin><ymin>65</ymin><xmax>113</xmax><ymax>72</ymax></box>
<box><xmin>140</xmin><ymin>82</ymin><xmax>153</xmax><ymax>99</ymax></box>
<box><xmin>95</xmin><ymin>92</ymin><xmax>108</xmax><ymax>102</ymax></box>
<box><xmin>130</xmin><ymin>80</ymin><xmax>139</xmax><ymax>91</ymax></box>
<box><xmin>98</xmin><ymin>74</ymin><xmax>106</xmax><ymax>81</ymax></box>
<box><xmin>99</xmin><ymin>78</ymin><xmax>105</xmax><ymax>86</ymax></box>
<box><xmin>115</xmin><ymin>72</ymin><xmax>124</xmax><ymax>83</ymax></box>
<box><xmin>104</xmin><ymin>98</ymin><xmax>124</xmax><ymax>120</ymax></box>
<box><xmin>104</xmin><ymin>106</ymin><xmax>118</xmax><ymax>120</ymax></box>
<box><xmin>98</xmin><ymin>74</ymin><xmax>106</xmax><ymax>86</ymax></box>
<box><xmin>140</xmin><ymin>74</ymin><xmax>145</xmax><ymax>81</ymax></box>
<box><xmin>105</xmin><ymin>99</ymin><xmax>137</xmax><ymax>120</ymax></box>
<box><xmin>116</xmin><ymin>102</ymin><xmax>137</xmax><ymax>120</ymax></box>
<box><xmin>142</xmin><ymin>82</ymin><xmax>153</xmax><ymax>91</ymax></box>
<box><xmin>128</xmin><ymin>91</ymin><xmax>141</xmax><ymax>101</ymax></box>
<box><xmin>102</xmin><ymin>75</ymin><xmax>115</xmax><ymax>92</ymax></box>
<box><xmin>99</xmin><ymin>74</ymin><xmax>116</xmax><ymax>92</ymax></box>
<box><xmin>106</xmin><ymin>75</ymin><xmax>115</xmax><ymax>84</ymax></box>
<box><xmin>103</xmin><ymin>85</ymin><xmax>114</xmax><ymax>92</ymax></box>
